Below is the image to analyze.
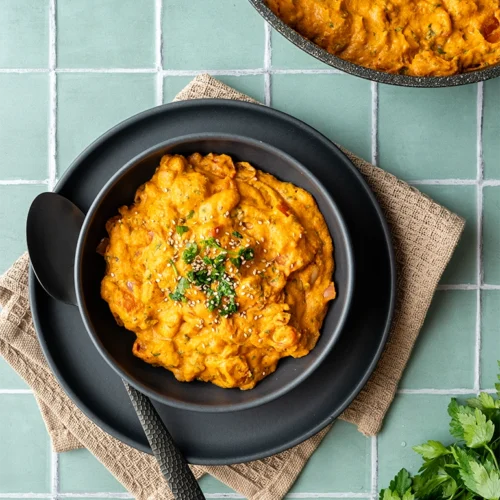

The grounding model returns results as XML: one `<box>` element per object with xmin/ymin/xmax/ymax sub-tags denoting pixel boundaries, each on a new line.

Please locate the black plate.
<box><xmin>30</xmin><ymin>99</ymin><xmax>396</xmax><ymax>465</ymax></box>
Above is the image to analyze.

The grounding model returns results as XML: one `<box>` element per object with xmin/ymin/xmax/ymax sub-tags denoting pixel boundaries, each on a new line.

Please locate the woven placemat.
<box><xmin>0</xmin><ymin>74</ymin><xmax>465</xmax><ymax>500</ymax></box>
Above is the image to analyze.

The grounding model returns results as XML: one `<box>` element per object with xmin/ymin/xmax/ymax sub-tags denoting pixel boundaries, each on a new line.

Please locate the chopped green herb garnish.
<box><xmin>186</xmin><ymin>210</ymin><xmax>195</xmax><ymax>219</ymax></box>
<box><xmin>230</xmin><ymin>257</ymin><xmax>242</xmax><ymax>269</ymax></box>
<box><xmin>152</xmin><ymin>352</ymin><xmax>161</xmax><ymax>357</ymax></box>
<box><xmin>238</xmin><ymin>247</ymin><xmax>254</xmax><ymax>261</ymax></box>
<box><xmin>169</xmin><ymin>259</ymin><xmax>179</xmax><ymax>277</ymax></box>
<box><xmin>202</xmin><ymin>237</ymin><xmax>226</xmax><ymax>252</ymax></box>
<box><xmin>182</xmin><ymin>242</ymin><xmax>198</xmax><ymax>264</ymax></box>
<box><xmin>169</xmin><ymin>277</ymin><xmax>189</xmax><ymax>302</ymax></box>
<box><xmin>232</xmin><ymin>231</ymin><xmax>243</xmax><ymax>239</ymax></box>
<box><xmin>436</xmin><ymin>46</ymin><xmax>446</xmax><ymax>55</ymax></box>
<box><xmin>155</xmin><ymin>242</ymin><xmax>162</xmax><ymax>250</ymax></box>
<box><xmin>176</xmin><ymin>225</ymin><xmax>189</xmax><ymax>236</ymax></box>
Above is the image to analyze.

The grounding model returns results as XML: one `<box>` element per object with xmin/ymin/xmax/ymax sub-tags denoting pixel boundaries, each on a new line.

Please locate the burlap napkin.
<box><xmin>0</xmin><ymin>74</ymin><xmax>465</xmax><ymax>500</ymax></box>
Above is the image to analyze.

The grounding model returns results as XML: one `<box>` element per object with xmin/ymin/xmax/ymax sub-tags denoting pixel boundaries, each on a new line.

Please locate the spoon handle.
<box><xmin>124</xmin><ymin>382</ymin><xmax>205</xmax><ymax>500</ymax></box>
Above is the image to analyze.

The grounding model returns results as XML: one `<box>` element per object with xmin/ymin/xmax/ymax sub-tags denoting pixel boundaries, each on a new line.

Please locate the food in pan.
<box><xmin>100</xmin><ymin>152</ymin><xmax>336</xmax><ymax>390</ymax></box>
<box><xmin>266</xmin><ymin>0</ymin><xmax>500</xmax><ymax>76</ymax></box>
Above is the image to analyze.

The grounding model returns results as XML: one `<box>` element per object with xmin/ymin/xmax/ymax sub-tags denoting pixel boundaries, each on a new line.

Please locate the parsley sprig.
<box><xmin>380</xmin><ymin>362</ymin><xmax>500</xmax><ymax>500</ymax></box>
<box><xmin>167</xmin><ymin>237</ymin><xmax>253</xmax><ymax>317</ymax></box>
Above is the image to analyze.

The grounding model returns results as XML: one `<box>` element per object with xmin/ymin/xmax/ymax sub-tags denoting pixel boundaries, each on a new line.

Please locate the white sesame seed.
<box><xmin>258</xmin><ymin>220</ymin><xmax>263</xmax><ymax>225</ymax></box>
<box><xmin>259</xmin><ymin>339</ymin><xmax>263</xmax><ymax>343</ymax></box>
<box><xmin>254</xmin><ymin>315</ymin><xmax>258</xmax><ymax>320</ymax></box>
<box><xmin>262</xmin><ymin>371</ymin><xmax>266</xmax><ymax>376</ymax></box>
<box><xmin>155</xmin><ymin>278</ymin><xmax>160</xmax><ymax>283</ymax></box>
<box><xmin>111</xmin><ymin>273</ymin><xmax>115</xmax><ymax>277</ymax></box>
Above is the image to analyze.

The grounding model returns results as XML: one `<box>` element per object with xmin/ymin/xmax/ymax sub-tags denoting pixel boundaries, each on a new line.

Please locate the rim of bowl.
<box><xmin>249</xmin><ymin>0</ymin><xmax>500</xmax><ymax>88</ymax></box>
<box><xmin>75</xmin><ymin>132</ymin><xmax>355</xmax><ymax>413</ymax></box>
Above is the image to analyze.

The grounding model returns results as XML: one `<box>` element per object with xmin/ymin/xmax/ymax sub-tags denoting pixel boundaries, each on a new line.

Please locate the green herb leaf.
<box><xmin>453</xmin><ymin>447</ymin><xmax>500</xmax><ymax>499</ymax></box>
<box><xmin>468</xmin><ymin>392</ymin><xmax>500</xmax><ymax>412</ymax></box>
<box><xmin>458</xmin><ymin>407</ymin><xmax>495</xmax><ymax>448</ymax></box>
<box><xmin>413</xmin><ymin>440</ymin><xmax>450</xmax><ymax>459</ymax></box>
<box><xmin>182</xmin><ymin>242</ymin><xmax>199</xmax><ymax>264</ymax></box>
<box><xmin>232</xmin><ymin>231</ymin><xmax>243</xmax><ymax>239</ymax></box>
<box><xmin>230</xmin><ymin>257</ymin><xmax>242</xmax><ymax>269</ymax></box>
<box><xmin>169</xmin><ymin>277</ymin><xmax>189</xmax><ymax>302</ymax></box>
<box><xmin>449</xmin><ymin>398</ymin><xmax>475</xmax><ymax>440</ymax></box>
<box><xmin>389</xmin><ymin>469</ymin><xmax>413</xmax><ymax>497</ymax></box>
<box><xmin>238</xmin><ymin>247</ymin><xmax>254</xmax><ymax>261</ymax></box>
<box><xmin>186</xmin><ymin>210</ymin><xmax>195</xmax><ymax>219</ymax></box>
<box><xmin>152</xmin><ymin>352</ymin><xmax>161</xmax><ymax>357</ymax></box>
<box><xmin>169</xmin><ymin>259</ymin><xmax>179</xmax><ymax>277</ymax></box>
<box><xmin>176</xmin><ymin>225</ymin><xmax>189</xmax><ymax>236</ymax></box>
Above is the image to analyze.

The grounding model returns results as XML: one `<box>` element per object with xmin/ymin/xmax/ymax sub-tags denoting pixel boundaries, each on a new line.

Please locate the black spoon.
<box><xmin>26</xmin><ymin>192</ymin><xmax>205</xmax><ymax>500</ymax></box>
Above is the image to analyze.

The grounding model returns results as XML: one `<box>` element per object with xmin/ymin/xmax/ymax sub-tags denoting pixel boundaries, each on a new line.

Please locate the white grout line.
<box><xmin>409</xmin><ymin>179</ymin><xmax>477</xmax><ymax>185</ymax></box>
<box><xmin>475</xmin><ymin>82</ymin><xmax>485</xmax><ymax>392</ymax></box>
<box><xmin>371</xmin><ymin>82</ymin><xmax>378</xmax><ymax>166</ymax></box>
<box><xmin>484</xmin><ymin>179</ymin><xmax>500</xmax><ymax>186</ymax></box>
<box><xmin>286</xmin><ymin>495</ymin><xmax>371</xmax><ymax>499</ymax></box>
<box><xmin>436</xmin><ymin>283</ymin><xmax>500</xmax><ymax>290</ymax></box>
<box><xmin>0</xmin><ymin>179</ymin><xmax>49</xmax><ymax>185</ymax></box>
<box><xmin>155</xmin><ymin>0</ymin><xmax>164</xmax><ymax>106</ymax></box>
<box><xmin>0</xmin><ymin>67</ymin><xmax>347</xmax><ymax>76</ymax></box>
<box><xmin>264</xmin><ymin>22</ymin><xmax>272</xmax><ymax>106</ymax></box>
<box><xmin>0</xmin><ymin>389</ymin><xmax>33</xmax><ymax>394</ymax></box>
<box><xmin>398</xmin><ymin>388</ymin><xmax>476</xmax><ymax>395</ymax></box>
<box><xmin>56</xmin><ymin>68</ymin><xmax>157</xmax><ymax>74</ymax></box>
<box><xmin>48</xmin><ymin>0</ymin><xmax>57</xmax><ymax>191</ymax></box>
<box><xmin>370</xmin><ymin>436</ymin><xmax>378</xmax><ymax>500</ymax></box>
<box><xmin>51</xmin><ymin>452</ymin><xmax>59</xmax><ymax>500</ymax></box>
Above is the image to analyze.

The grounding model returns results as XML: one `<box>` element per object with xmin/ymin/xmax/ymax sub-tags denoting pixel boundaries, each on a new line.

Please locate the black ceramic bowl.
<box><xmin>249</xmin><ymin>0</ymin><xmax>500</xmax><ymax>87</ymax></box>
<box><xmin>75</xmin><ymin>133</ymin><xmax>354</xmax><ymax>413</ymax></box>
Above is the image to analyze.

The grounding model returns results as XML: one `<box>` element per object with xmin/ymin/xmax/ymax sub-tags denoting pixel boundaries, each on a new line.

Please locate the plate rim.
<box><xmin>29</xmin><ymin>98</ymin><xmax>397</xmax><ymax>464</ymax></box>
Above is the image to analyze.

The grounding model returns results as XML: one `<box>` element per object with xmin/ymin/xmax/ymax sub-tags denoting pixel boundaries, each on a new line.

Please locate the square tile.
<box><xmin>483</xmin><ymin>186</ymin><xmax>500</xmax><ymax>285</ymax></box>
<box><xmin>483</xmin><ymin>79</ymin><xmax>500</xmax><ymax>180</ymax></box>
<box><xmin>290</xmin><ymin>421</ymin><xmax>371</xmax><ymax>493</ymax></box>
<box><xmin>400</xmin><ymin>290</ymin><xmax>476</xmax><ymax>389</ymax></box>
<box><xmin>0</xmin><ymin>74</ymin><xmax>49</xmax><ymax>180</ymax></box>
<box><xmin>0</xmin><ymin>395</ymin><xmax>51</xmax><ymax>492</ymax></box>
<box><xmin>0</xmin><ymin>185</ymin><xmax>46</xmax><ymax>274</ymax></box>
<box><xmin>480</xmin><ymin>290</ymin><xmax>500</xmax><ymax>389</ymax></box>
<box><xmin>164</xmin><ymin>75</ymin><xmax>265</xmax><ymax>104</ymax></box>
<box><xmin>272</xmin><ymin>74</ymin><xmax>372</xmax><ymax>162</ymax></box>
<box><xmin>271</xmin><ymin>30</ymin><xmax>330</xmax><ymax>70</ymax></box>
<box><xmin>378</xmin><ymin>394</ymin><xmax>463</xmax><ymax>489</ymax></box>
<box><xmin>0</xmin><ymin>0</ymin><xmax>49</xmax><ymax>68</ymax></box>
<box><xmin>57</xmin><ymin>73</ymin><xmax>156</xmax><ymax>174</ymax></box>
<box><xmin>0</xmin><ymin>358</ymin><xmax>29</xmax><ymax>390</ymax></box>
<box><xmin>417</xmin><ymin>185</ymin><xmax>477</xmax><ymax>284</ymax></box>
<box><xmin>378</xmin><ymin>85</ymin><xmax>477</xmax><ymax>181</ymax></box>
<box><xmin>59</xmin><ymin>449</ymin><xmax>126</xmax><ymax>493</ymax></box>
<box><xmin>57</xmin><ymin>0</ymin><xmax>155</xmax><ymax>68</ymax></box>
<box><xmin>163</xmin><ymin>0</ymin><xmax>264</xmax><ymax>70</ymax></box>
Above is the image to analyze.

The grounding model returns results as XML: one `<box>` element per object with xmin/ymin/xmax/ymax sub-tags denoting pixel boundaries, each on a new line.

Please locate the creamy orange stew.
<box><xmin>267</xmin><ymin>0</ymin><xmax>500</xmax><ymax>76</ymax></box>
<box><xmin>101</xmin><ymin>153</ymin><xmax>336</xmax><ymax>390</ymax></box>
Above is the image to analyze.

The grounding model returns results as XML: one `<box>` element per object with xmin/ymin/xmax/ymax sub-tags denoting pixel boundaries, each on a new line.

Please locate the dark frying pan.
<box><xmin>249</xmin><ymin>0</ymin><xmax>500</xmax><ymax>88</ymax></box>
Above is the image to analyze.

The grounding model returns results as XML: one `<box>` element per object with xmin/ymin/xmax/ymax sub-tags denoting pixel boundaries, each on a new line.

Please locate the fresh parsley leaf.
<box><xmin>182</xmin><ymin>242</ymin><xmax>198</xmax><ymax>264</ymax></box>
<box><xmin>413</xmin><ymin>440</ymin><xmax>450</xmax><ymax>459</ymax></box>
<box><xmin>468</xmin><ymin>392</ymin><xmax>500</xmax><ymax>412</ymax></box>
<box><xmin>176</xmin><ymin>225</ymin><xmax>189</xmax><ymax>236</ymax></box>
<box><xmin>389</xmin><ymin>469</ymin><xmax>413</xmax><ymax>497</ymax></box>
<box><xmin>459</xmin><ymin>408</ymin><xmax>495</xmax><ymax>448</ymax></box>
<box><xmin>232</xmin><ymin>231</ymin><xmax>243</xmax><ymax>238</ymax></box>
<box><xmin>449</xmin><ymin>398</ymin><xmax>475</xmax><ymax>440</ymax></box>
<box><xmin>238</xmin><ymin>247</ymin><xmax>254</xmax><ymax>261</ymax></box>
<box><xmin>186</xmin><ymin>210</ymin><xmax>195</xmax><ymax>219</ymax></box>
<box><xmin>169</xmin><ymin>277</ymin><xmax>189</xmax><ymax>302</ymax></box>
<box><xmin>380</xmin><ymin>470</ymin><xmax>414</xmax><ymax>500</ymax></box>
<box><xmin>453</xmin><ymin>447</ymin><xmax>500</xmax><ymax>499</ymax></box>
<box><xmin>202</xmin><ymin>237</ymin><xmax>225</xmax><ymax>252</ymax></box>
